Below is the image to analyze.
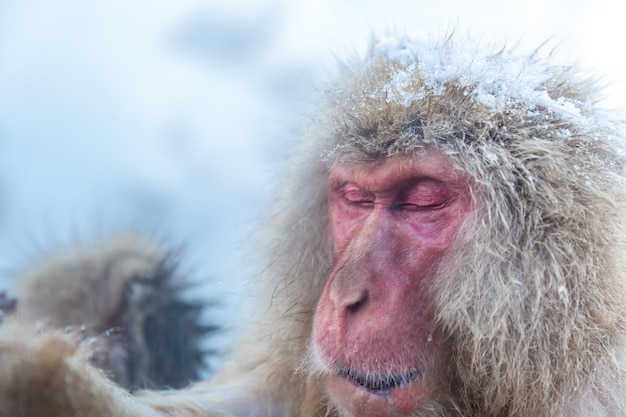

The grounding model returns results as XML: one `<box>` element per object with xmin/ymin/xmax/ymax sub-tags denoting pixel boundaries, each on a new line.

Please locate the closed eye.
<box><xmin>343</xmin><ymin>189</ymin><xmax>375</xmax><ymax>207</ymax></box>
<box><xmin>392</xmin><ymin>202</ymin><xmax>448</xmax><ymax>211</ymax></box>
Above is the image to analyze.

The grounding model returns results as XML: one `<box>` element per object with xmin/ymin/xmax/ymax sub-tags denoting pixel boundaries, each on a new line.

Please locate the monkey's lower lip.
<box><xmin>336</xmin><ymin>368</ymin><xmax>421</xmax><ymax>394</ymax></box>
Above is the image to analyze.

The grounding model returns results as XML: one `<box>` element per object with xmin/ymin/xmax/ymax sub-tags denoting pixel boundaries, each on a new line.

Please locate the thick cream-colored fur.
<box><xmin>1</xmin><ymin>34</ymin><xmax>626</xmax><ymax>417</ymax></box>
<box><xmin>0</xmin><ymin>320</ymin><xmax>160</xmax><ymax>417</ymax></box>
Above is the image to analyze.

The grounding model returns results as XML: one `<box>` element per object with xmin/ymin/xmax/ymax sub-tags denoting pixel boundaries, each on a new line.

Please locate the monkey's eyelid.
<box><xmin>341</xmin><ymin>193</ymin><xmax>376</xmax><ymax>207</ymax></box>
<box><xmin>391</xmin><ymin>202</ymin><xmax>448</xmax><ymax>211</ymax></box>
<box><xmin>342</xmin><ymin>187</ymin><xmax>375</xmax><ymax>199</ymax></box>
<box><xmin>344</xmin><ymin>198</ymin><xmax>376</xmax><ymax>207</ymax></box>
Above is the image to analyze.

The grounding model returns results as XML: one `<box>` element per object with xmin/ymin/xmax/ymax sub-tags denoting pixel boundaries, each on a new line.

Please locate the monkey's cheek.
<box><xmin>327</xmin><ymin>372</ymin><xmax>430</xmax><ymax>417</ymax></box>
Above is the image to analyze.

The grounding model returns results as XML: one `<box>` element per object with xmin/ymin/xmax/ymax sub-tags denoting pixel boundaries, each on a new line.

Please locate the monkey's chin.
<box><xmin>328</xmin><ymin>368</ymin><xmax>429</xmax><ymax>417</ymax></box>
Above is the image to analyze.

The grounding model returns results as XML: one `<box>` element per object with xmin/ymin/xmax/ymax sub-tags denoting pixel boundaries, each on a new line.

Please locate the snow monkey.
<box><xmin>1</xmin><ymin>33</ymin><xmax>626</xmax><ymax>417</ymax></box>
<box><xmin>5</xmin><ymin>234</ymin><xmax>216</xmax><ymax>391</ymax></box>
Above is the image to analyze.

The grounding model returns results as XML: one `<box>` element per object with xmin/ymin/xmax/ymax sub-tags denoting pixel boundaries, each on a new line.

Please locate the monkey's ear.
<box><xmin>11</xmin><ymin>233</ymin><xmax>219</xmax><ymax>391</ymax></box>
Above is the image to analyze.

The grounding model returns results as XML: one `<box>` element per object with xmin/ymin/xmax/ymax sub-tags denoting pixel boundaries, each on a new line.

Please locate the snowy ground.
<box><xmin>0</xmin><ymin>0</ymin><xmax>625</xmax><ymax>359</ymax></box>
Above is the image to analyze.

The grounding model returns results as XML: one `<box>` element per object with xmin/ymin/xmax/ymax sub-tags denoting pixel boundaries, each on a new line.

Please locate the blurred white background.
<box><xmin>0</xmin><ymin>0</ymin><xmax>625</xmax><ymax>352</ymax></box>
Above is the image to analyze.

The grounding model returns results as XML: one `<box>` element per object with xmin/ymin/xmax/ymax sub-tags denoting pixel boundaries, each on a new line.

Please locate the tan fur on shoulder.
<box><xmin>0</xmin><ymin>319</ymin><xmax>160</xmax><ymax>417</ymax></box>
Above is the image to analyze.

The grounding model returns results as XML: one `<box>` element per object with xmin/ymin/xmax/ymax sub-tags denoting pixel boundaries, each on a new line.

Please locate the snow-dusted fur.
<box><xmin>2</xmin><ymin>34</ymin><xmax>626</xmax><ymax>417</ymax></box>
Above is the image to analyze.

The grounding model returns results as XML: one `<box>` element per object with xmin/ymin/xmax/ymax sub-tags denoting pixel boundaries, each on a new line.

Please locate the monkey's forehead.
<box><xmin>368</xmin><ymin>35</ymin><xmax>596</xmax><ymax>119</ymax></box>
<box><xmin>318</xmin><ymin>34</ymin><xmax>625</xmax><ymax>170</ymax></box>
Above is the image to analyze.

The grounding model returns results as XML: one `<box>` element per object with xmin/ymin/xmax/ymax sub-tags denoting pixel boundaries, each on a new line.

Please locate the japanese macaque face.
<box><xmin>312</xmin><ymin>152</ymin><xmax>472</xmax><ymax>417</ymax></box>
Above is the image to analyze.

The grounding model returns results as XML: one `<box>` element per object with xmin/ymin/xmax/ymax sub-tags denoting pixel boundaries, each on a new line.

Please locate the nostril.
<box><xmin>346</xmin><ymin>291</ymin><xmax>369</xmax><ymax>315</ymax></box>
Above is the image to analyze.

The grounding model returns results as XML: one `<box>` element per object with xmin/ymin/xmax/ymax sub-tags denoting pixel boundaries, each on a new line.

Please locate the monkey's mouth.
<box><xmin>336</xmin><ymin>368</ymin><xmax>421</xmax><ymax>394</ymax></box>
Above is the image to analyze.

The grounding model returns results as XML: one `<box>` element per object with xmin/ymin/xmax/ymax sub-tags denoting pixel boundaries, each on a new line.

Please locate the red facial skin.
<box><xmin>312</xmin><ymin>152</ymin><xmax>473</xmax><ymax>417</ymax></box>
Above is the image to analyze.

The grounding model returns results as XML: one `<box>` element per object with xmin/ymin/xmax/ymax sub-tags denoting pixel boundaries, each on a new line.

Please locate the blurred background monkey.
<box><xmin>4</xmin><ymin>234</ymin><xmax>217</xmax><ymax>391</ymax></box>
